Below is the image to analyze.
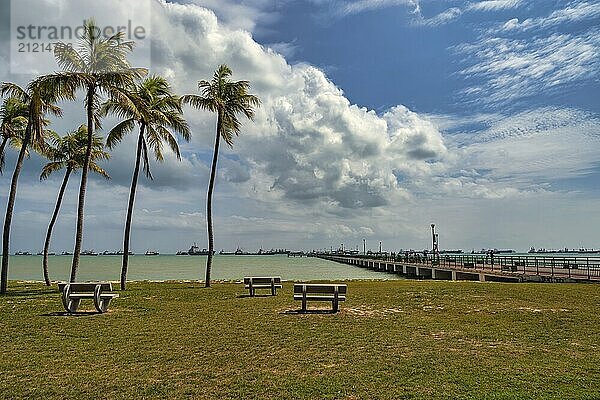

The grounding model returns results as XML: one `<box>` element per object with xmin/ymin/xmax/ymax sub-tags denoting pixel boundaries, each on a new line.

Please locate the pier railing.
<box><xmin>321</xmin><ymin>253</ymin><xmax>600</xmax><ymax>281</ymax></box>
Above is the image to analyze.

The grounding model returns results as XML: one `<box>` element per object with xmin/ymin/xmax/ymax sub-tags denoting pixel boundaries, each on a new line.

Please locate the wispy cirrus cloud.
<box><xmin>467</xmin><ymin>0</ymin><xmax>523</xmax><ymax>12</ymax></box>
<box><xmin>414</xmin><ymin>7</ymin><xmax>462</xmax><ymax>27</ymax></box>
<box><xmin>456</xmin><ymin>30</ymin><xmax>600</xmax><ymax>105</ymax></box>
<box><xmin>500</xmin><ymin>1</ymin><xmax>600</xmax><ymax>31</ymax></box>
<box><xmin>455</xmin><ymin>1</ymin><xmax>600</xmax><ymax>106</ymax></box>
<box><xmin>317</xmin><ymin>0</ymin><xmax>421</xmax><ymax>17</ymax></box>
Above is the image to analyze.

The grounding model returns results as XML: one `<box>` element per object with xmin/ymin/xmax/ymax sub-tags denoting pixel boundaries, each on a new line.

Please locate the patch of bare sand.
<box><xmin>343</xmin><ymin>305</ymin><xmax>405</xmax><ymax>317</ymax></box>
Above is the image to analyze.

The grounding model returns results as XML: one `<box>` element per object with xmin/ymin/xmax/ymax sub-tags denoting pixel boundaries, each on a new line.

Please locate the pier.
<box><xmin>320</xmin><ymin>253</ymin><xmax>600</xmax><ymax>283</ymax></box>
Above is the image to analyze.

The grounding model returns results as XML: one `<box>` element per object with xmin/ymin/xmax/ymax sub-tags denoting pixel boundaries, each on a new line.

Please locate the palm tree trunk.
<box><xmin>0</xmin><ymin>136</ymin><xmax>9</xmax><ymax>174</ymax></box>
<box><xmin>71</xmin><ymin>85</ymin><xmax>95</xmax><ymax>282</ymax></box>
<box><xmin>205</xmin><ymin>113</ymin><xmax>222</xmax><ymax>288</ymax></box>
<box><xmin>1</xmin><ymin>127</ymin><xmax>30</xmax><ymax>294</ymax></box>
<box><xmin>121</xmin><ymin>124</ymin><xmax>145</xmax><ymax>291</ymax></box>
<box><xmin>42</xmin><ymin>167</ymin><xmax>71</xmax><ymax>286</ymax></box>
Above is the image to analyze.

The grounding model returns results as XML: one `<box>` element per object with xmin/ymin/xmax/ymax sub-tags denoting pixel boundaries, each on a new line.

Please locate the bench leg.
<box><xmin>66</xmin><ymin>299</ymin><xmax>80</xmax><ymax>313</ymax></box>
<box><xmin>249</xmin><ymin>279</ymin><xmax>255</xmax><ymax>297</ymax></box>
<box><xmin>62</xmin><ymin>284</ymin><xmax>80</xmax><ymax>313</ymax></box>
<box><xmin>94</xmin><ymin>285</ymin><xmax>114</xmax><ymax>313</ymax></box>
<box><xmin>94</xmin><ymin>298</ymin><xmax>112</xmax><ymax>313</ymax></box>
<box><xmin>332</xmin><ymin>287</ymin><xmax>339</xmax><ymax>313</ymax></box>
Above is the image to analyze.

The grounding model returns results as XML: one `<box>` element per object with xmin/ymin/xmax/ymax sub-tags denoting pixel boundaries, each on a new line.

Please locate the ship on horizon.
<box><xmin>101</xmin><ymin>250</ymin><xmax>134</xmax><ymax>256</ymax></box>
<box><xmin>219</xmin><ymin>248</ymin><xmax>290</xmax><ymax>256</ymax></box>
<box><xmin>36</xmin><ymin>251</ymin><xmax>56</xmax><ymax>256</ymax></box>
<box><xmin>177</xmin><ymin>243</ymin><xmax>214</xmax><ymax>256</ymax></box>
<box><xmin>528</xmin><ymin>247</ymin><xmax>600</xmax><ymax>254</ymax></box>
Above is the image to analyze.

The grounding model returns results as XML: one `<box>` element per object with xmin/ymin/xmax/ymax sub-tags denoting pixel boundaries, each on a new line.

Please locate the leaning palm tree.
<box><xmin>101</xmin><ymin>76</ymin><xmax>190</xmax><ymax>290</ymax></box>
<box><xmin>40</xmin><ymin>125</ymin><xmax>110</xmax><ymax>286</ymax></box>
<box><xmin>182</xmin><ymin>65</ymin><xmax>260</xmax><ymax>287</ymax></box>
<box><xmin>0</xmin><ymin>97</ymin><xmax>29</xmax><ymax>174</ymax></box>
<box><xmin>43</xmin><ymin>19</ymin><xmax>147</xmax><ymax>282</ymax></box>
<box><xmin>0</xmin><ymin>80</ymin><xmax>66</xmax><ymax>294</ymax></box>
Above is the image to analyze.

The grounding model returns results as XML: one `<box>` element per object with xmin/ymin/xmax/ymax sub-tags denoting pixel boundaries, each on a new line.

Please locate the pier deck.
<box><xmin>321</xmin><ymin>254</ymin><xmax>600</xmax><ymax>283</ymax></box>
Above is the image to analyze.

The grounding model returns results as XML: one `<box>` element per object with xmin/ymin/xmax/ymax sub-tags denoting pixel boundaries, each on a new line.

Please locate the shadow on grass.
<box><xmin>280</xmin><ymin>309</ymin><xmax>338</xmax><ymax>315</ymax></box>
<box><xmin>236</xmin><ymin>294</ymin><xmax>277</xmax><ymax>298</ymax></box>
<box><xmin>41</xmin><ymin>311</ymin><xmax>101</xmax><ymax>317</ymax></box>
<box><xmin>1</xmin><ymin>289</ymin><xmax>56</xmax><ymax>298</ymax></box>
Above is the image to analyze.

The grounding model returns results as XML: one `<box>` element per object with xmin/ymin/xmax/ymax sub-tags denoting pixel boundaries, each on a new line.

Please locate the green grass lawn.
<box><xmin>1</xmin><ymin>280</ymin><xmax>599</xmax><ymax>399</ymax></box>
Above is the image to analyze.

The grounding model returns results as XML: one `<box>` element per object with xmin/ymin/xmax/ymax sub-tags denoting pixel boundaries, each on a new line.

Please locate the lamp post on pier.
<box><xmin>431</xmin><ymin>224</ymin><xmax>439</xmax><ymax>263</ymax></box>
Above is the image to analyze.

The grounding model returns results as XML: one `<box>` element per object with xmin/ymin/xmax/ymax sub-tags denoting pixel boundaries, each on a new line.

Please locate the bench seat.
<box><xmin>293</xmin><ymin>294</ymin><xmax>347</xmax><ymax>301</ymax></box>
<box><xmin>244</xmin><ymin>283</ymin><xmax>283</xmax><ymax>289</ymax></box>
<box><xmin>67</xmin><ymin>293</ymin><xmax>119</xmax><ymax>299</ymax></box>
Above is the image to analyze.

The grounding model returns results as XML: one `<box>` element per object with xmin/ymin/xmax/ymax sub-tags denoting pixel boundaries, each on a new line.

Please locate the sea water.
<box><xmin>3</xmin><ymin>254</ymin><xmax>401</xmax><ymax>282</ymax></box>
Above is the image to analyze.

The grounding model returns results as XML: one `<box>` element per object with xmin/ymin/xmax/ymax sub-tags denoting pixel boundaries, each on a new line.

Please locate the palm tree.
<box><xmin>182</xmin><ymin>65</ymin><xmax>260</xmax><ymax>287</ymax></box>
<box><xmin>43</xmin><ymin>19</ymin><xmax>147</xmax><ymax>282</ymax></box>
<box><xmin>0</xmin><ymin>97</ymin><xmax>28</xmax><ymax>174</ymax></box>
<box><xmin>40</xmin><ymin>126</ymin><xmax>110</xmax><ymax>286</ymax></box>
<box><xmin>0</xmin><ymin>80</ymin><xmax>65</xmax><ymax>294</ymax></box>
<box><xmin>101</xmin><ymin>76</ymin><xmax>190</xmax><ymax>290</ymax></box>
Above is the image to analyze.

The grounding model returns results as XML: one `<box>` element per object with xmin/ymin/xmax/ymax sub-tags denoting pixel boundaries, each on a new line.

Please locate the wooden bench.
<box><xmin>244</xmin><ymin>277</ymin><xmax>282</xmax><ymax>296</ymax></box>
<box><xmin>501</xmin><ymin>265</ymin><xmax>517</xmax><ymax>272</ymax></box>
<box><xmin>293</xmin><ymin>283</ymin><xmax>347</xmax><ymax>312</ymax></box>
<box><xmin>58</xmin><ymin>282</ymin><xmax>119</xmax><ymax>313</ymax></box>
<box><xmin>463</xmin><ymin>262</ymin><xmax>475</xmax><ymax>269</ymax></box>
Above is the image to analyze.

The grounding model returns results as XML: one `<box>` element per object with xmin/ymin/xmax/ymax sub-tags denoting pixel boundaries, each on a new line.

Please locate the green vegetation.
<box><xmin>0</xmin><ymin>19</ymin><xmax>258</xmax><ymax>292</ymax></box>
<box><xmin>0</xmin><ymin>79</ymin><xmax>64</xmax><ymax>293</ymax></box>
<box><xmin>101</xmin><ymin>75</ymin><xmax>190</xmax><ymax>290</ymax></box>
<box><xmin>183</xmin><ymin>65</ymin><xmax>260</xmax><ymax>288</ymax></box>
<box><xmin>1</xmin><ymin>280</ymin><xmax>598</xmax><ymax>399</ymax></box>
<box><xmin>0</xmin><ymin>97</ymin><xmax>29</xmax><ymax>173</ymax></box>
<box><xmin>40</xmin><ymin>126</ymin><xmax>110</xmax><ymax>286</ymax></box>
<box><xmin>46</xmin><ymin>19</ymin><xmax>146</xmax><ymax>281</ymax></box>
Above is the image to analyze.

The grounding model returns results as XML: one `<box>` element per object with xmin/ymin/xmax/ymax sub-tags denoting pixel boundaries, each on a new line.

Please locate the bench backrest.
<box><xmin>293</xmin><ymin>284</ymin><xmax>347</xmax><ymax>294</ymax></box>
<box><xmin>244</xmin><ymin>277</ymin><xmax>281</xmax><ymax>285</ymax></box>
<box><xmin>58</xmin><ymin>282</ymin><xmax>113</xmax><ymax>292</ymax></box>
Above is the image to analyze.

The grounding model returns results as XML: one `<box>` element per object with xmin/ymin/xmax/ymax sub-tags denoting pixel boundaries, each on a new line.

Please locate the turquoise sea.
<box><xmin>3</xmin><ymin>254</ymin><xmax>401</xmax><ymax>282</ymax></box>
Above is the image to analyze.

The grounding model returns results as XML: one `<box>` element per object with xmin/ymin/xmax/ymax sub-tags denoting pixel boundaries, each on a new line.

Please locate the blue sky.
<box><xmin>1</xmin><ymin>0</ymin><xmax>600</xmax><ymax>255</ymax></box>
<box><xmin>238</xmin><ymin>0</ymin><xmax>600</xmax><ymax>117</ymax></box>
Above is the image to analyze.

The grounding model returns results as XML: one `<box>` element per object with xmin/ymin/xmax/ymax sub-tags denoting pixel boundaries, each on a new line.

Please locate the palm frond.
<box><xmin>181</xmin><ymin>95</ymin><xmax>218</xmax><ymax>112</ymax></box>
<box><xmin>40</xmin><ymin>161</ymin><xmax>66</xmax><ymax>180</ymax></box>
<box><xmin>141</xmin><ymin>136</ymin><xmax>153</xmax><ymax>180</ymax></box>
<box><xmin>0</xmin><ymin>82</ymin><xmax>28</xmax><ymax>101</ymax></box>
<box><xmin>106</xmin><ymin>118</ymin><xmax>135</xmax><ymax>148</ymax></box>
<box><xmin>146</xmin><ymin>126</ymin><xmax>164</xmax><ymax>163</ymax></box>
<box><xmin>184</xmin><ymin>64</ymin><xmax>260</xmax><ymax>148</ymax></box>
<box><xmin>88</xmin><ymin>162</ymin><xmax>110</xmax><ymax>179</ymax></box>
<box><xmin>155</xmin><ymin>125</ymin><xmax>181</xmax><ymax>159</ymax></box>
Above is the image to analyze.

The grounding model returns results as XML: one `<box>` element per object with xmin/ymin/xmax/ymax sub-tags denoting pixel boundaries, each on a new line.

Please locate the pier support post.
<box><xmin>402</xmin><ymin>265</ymin><xmax>407</xmax><ymax>274</ymax></box>
<box><xmin>451</xmin><ymin>271</ymin><xmax>457</xmax><ymax>281</ymax></box>
<box><xmin>479</xmin><ymin>273</ymin><xmax>486</xmax><ymax>282</ymax></box>
<box><xmin>431</xmin><ymin>269</ymin><xmax>437</xmax><ymax>280</ymax></box>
